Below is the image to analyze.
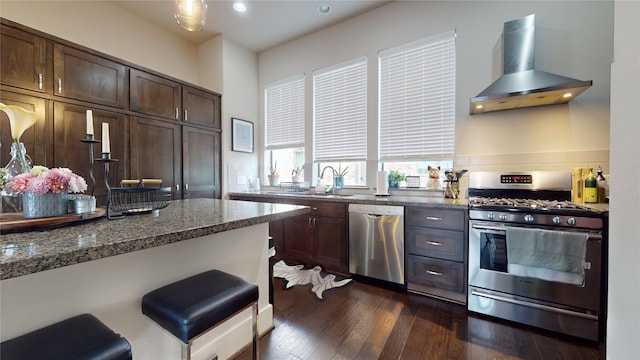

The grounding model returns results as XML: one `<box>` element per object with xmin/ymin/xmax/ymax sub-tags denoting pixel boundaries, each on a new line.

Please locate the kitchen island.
<box><xmin>0</xmin><ymin>198</ymin><xmax>309</xmax><ymax>360</ymax></box>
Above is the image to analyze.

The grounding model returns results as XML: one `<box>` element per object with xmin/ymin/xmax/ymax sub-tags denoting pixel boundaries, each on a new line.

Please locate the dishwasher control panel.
<box><xmin>348</xmin><ymin>204</ymin><xmax>404</xmax><ymax>216</ymax></box>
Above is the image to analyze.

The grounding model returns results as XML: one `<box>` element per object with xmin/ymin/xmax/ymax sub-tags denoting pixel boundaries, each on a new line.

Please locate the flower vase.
<box><xmin>22</xmin><ymin>191</ymin><xmax>69</xmax><ymax>219</ymax></box>
<box><xmin>1</xmin><ymin>141</ymin><xmax>32</xmax><ymax>213</ymax></box>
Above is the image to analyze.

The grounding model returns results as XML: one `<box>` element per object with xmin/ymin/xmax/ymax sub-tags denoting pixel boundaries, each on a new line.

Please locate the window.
<box><xmin>379</xmin><ymin>30</ymin><xmax>456</xmax><ymax>184</ymax></box>
<box><xmin>313</xmin><ymin>57</ymin><xmax>367</xmax><ymax>186</ymax></box>
<box><xmin>265</xmin><ymin>74</ymin><xmax>305</xmax><ymax>182</ymax></box>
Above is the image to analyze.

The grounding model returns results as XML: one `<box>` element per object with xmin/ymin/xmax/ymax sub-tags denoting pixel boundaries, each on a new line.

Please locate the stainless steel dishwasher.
<box><xmin>349</xmin><ymin>204</ymin><xmax>404</xmax><ymax>285</ymax></box>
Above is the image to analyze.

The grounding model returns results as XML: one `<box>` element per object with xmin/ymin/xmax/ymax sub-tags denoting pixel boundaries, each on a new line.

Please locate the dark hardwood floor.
<box><xmin>236</xmin><ymin>278</ymin><xmax>605</xmax><ymax>360</ymax></box>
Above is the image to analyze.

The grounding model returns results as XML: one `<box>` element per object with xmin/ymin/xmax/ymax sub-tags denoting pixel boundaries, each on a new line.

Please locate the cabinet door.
<box><xmin>183</xmin><ymin>86</ymin><xmax>221</xmax><ymax>129</ymax></box>
<box><xmin>1</xmin><ymin>24</ymin><xmax>48</xmax><ymax>93</ymax></box>
<box><xmin>53</xmin><ymin>103</ymin><xmax>125</xmax><ymax>205</ymax></box>
<box><xmin>282</xmin><ymin>215</ymin><xmax>313</xmax><ymax>265</ymax></box>
<box><xmin>130</xmin><ymin>69</ymin><xmax>181</xmax><ymax>121</ymax></box>
<box><xmin>129</xmin><ymin>117</ymin><xmax>181</xmax><ymax>199</ymax></box>
<box><xmin>314</xmin><ymin>216</ymin><xmax>348</xmax><ymax>273</ymax></box>
<box><xmin>0</xmin><ymin>92</ymin><xmax>47</xmax><ymax>167</ymax></box>
<box><xmin>53</xmin><ymin>44</ymin><xmax>125</xmax><ymax>108</ymax></box>
<box><xmin>182</xmin><ymin>126</ymin><xmax>220</xmax><ymax>199</ymax></box>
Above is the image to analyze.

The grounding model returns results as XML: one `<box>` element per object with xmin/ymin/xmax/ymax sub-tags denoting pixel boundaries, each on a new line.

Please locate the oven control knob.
<box><xmin>487</xmin><ymin>213</ymin><xmax>495</xmax><ymax>220</ymax></box>
<box><xmin>524</xmin><ymin>214</ymin><xmax>534</xmax><ymax>223</ymax></box>
<box><xmin>499</xmin><ymin>213</ymin><xmax>508</xmax><ymax>221</ymax></box>
<box><xmin>552</xmin><ymin>216</ymin><xmax>562</xmax><ymax>225</ymax></box>
<box><xmin>567</xmin><ymin>217</ymin><xmax>577</xmax><ymax>226</ymax></box>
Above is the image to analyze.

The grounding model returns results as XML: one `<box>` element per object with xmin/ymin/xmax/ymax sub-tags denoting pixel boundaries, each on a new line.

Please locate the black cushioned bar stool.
<box><xmin>142</xmin><ymin>269</ymin><xmax>259</xmax><ymax>360</ymax></box>
<box><xmin>0</xmin><ymin>313</ymin><xmax>132</xmax><ymax>360</ymax></box>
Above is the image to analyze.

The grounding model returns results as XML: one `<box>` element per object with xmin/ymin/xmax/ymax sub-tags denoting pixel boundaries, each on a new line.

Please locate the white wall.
<box><xmin>607</xmin><ymin>1</ymin><xmax>640</xmax><ymax>358</ymax></box>
<box><xmin>258</xmin><ymin>1</ymin><xmax>613</xmax><ymax>188</ymax></box>
<box><xmin>220</xmin><ymin>38</ymin><xmax>260</xmax><ymax>195</ymax></box>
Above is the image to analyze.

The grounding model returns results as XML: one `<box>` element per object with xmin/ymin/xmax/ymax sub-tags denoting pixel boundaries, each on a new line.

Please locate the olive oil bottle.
<box><xmin>584</xmin><ymin>171</ymin><xmax>598</xmax><ymax>203</ymax></box>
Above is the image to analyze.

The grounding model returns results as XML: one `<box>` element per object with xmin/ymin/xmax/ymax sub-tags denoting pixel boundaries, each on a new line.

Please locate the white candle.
<box><xmin>101</xmin><ymin>123</ymin><xmax>110</xmax><ymax>153</ymax></box>
<box><xmin>86</xmin><ymin>110</ymin><xmax>94</xmax><ymax>135</ymax></box>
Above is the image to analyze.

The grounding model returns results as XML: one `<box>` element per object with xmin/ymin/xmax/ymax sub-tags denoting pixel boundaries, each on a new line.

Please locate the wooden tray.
<box><xmin>0</xmin><ymin>208</ymin><xmax>106</xmax><ymax>234</ymax></box>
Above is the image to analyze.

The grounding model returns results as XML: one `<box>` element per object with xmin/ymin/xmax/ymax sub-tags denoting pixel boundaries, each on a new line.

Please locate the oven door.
<box><xmin>468</xmin><ymin>221</ymin><xmax>602</xmax><ymax>312</ymax></box>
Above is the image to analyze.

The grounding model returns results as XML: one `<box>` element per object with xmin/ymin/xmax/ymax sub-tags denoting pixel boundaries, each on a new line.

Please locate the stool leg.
<box><xmin>252</xmin><ymin>302</ymin><xmax>259</xmax><ymax>360</ymax></box>
<box><xmin>182</xmin><ymin>341</ymin><xmax>190</xmax><ymax>360</ymax></box>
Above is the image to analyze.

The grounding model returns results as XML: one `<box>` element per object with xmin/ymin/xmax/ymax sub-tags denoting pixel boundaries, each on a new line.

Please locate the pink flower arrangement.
<box><xmin>7</xmin><ymin>166</ymin><xmax>87</xmax><ymax>195</ymax></box>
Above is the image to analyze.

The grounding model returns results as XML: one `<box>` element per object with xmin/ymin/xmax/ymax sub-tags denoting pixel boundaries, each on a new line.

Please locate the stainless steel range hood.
<box><xmin>469</xmin><ymin>14</ymin><xmax>592</xmax><ymax>115</ymax></box>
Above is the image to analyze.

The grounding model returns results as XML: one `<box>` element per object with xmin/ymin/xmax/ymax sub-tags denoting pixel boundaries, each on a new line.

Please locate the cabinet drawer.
<box><xmin>406</xmin><ymin>207</ymin><xmax>465</xmax><ymax>230</ymax></box>
<box><xmin>407</xmin><ymin>255</ymin><xmax>465</xmax><ymax>293</ymax></box>
<box><xmin>310</xmin><ymin>201</ymin><xmax>346</xmax><ymax>219</ymax></box>
<box><xmin>406</xmin><ymin>226</ymin><xmax>464</xmax><ymax>261</ymax></box>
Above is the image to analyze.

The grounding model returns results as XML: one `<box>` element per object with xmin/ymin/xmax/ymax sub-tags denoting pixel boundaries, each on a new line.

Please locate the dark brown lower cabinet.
<box><xmin>278</xmin><ymin>201</ymin><xmax>348</xmax><ymax>274</ymax></box>
<box><xmin>52</xmin><ymin>102</ymin><xmax>125</xmax><ymax>206</ymax></box>
<box><xmin>182</xmin><ymin>126</ymin><xmax>220</xmax><ymax>199</ymax></box>
<box><xmin>129</xmin><ymin>116</ymin><xmax>181</xmax><ymax>199</ymax></box>
<box><xmin>405</xmin><ymin>206</ymin><xmax>468</xmax><ymax>304</ymax></box>
<box><xmin>228</xmin><ymin>195</ymin><xmax>349</xmax><ymax>274</ymax></box>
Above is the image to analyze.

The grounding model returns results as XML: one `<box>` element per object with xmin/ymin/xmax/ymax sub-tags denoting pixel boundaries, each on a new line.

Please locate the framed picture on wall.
<box><xmin>231</xmin><ymin>118</ymin><xmax>254</xmax><ymax>153</ymax></box>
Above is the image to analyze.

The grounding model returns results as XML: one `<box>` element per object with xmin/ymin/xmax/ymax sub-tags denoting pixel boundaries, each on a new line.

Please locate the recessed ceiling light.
<box><xmin>233</xmin><ymin>2</ymin><xmax>247</xmax><ymax>13</ymax></box>
<box><xmin>318</xmin><ymin>4</ymin><xmax>331</xmax><ymax>14</ymax></box>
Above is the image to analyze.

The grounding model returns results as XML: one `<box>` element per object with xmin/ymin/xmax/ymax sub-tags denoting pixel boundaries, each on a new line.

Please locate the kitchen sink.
<box><xmin>264</xmin><ymin>191</ymin><xmax>353</xmax><ymax>197</ymax></box>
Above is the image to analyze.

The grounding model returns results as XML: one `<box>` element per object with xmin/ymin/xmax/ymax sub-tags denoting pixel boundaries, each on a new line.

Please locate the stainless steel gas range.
<box><xmin>466</xmin><ymin>171</ymin><xmax>606</xmax><ymax>341</ymax></box>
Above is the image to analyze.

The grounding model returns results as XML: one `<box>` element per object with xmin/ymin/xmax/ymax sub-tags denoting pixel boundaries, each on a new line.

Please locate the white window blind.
<box><xmin>265</xmin><ymin>74</ymin><xmax>305</xmax><ymax>150</ymax></box>
<box><xmin>313</xmin><ymin>57</ymin><xmax>367</xmax><ymax>162</ymax></box>
<box><xmin>379</xmin><ymin>30</ymin><xmax>456</xmax><ymax>161</ymax></box>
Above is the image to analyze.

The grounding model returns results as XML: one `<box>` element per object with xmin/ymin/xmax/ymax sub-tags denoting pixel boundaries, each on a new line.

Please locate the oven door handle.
<box><xmin>471</xmin><ymin>224</ymin><xmax>506</xmax><ymax>234</ymax></box>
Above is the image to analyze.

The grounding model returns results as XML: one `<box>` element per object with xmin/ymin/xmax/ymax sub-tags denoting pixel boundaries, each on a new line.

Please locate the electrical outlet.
<box><xmin>237</xmin><ymin>175</ymin><xmax>247</xmax><ymax>185</ymax></box>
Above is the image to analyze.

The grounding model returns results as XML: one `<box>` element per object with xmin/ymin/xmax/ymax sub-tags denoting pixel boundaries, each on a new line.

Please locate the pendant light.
<box><xmin>174</xmin><ymin>0</ymin><xmax>208</xmax><ymax>32</ymax></box>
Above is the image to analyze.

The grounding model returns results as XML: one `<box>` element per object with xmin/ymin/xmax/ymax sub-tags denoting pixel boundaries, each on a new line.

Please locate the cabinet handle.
<box><xmin>308</xmin><ymin>218</ymin><xmax>313</xmax><ymax>228</ymax></box>
<box><xmin>426</xmin><ymin>216</ymin><xmax>442</xmax><ymax>221</ymax></box>
<box><xmin>184</xmin><ymin>109</ymin><xmax>188</xmax><ymax>121</ymax></box>
<box><xmin>426</xmin><ymin>269</ymin><xmax>443</xmax><ymax>276</ymax></box>
<box><xmin>313</xmin><ymin>218</ymin><xmax>317</xmax><ymax>228</ymax></box>
<box><xmin>38</xmin><ymin>74</ymin><xmax>43</xmax><ymax>90</ymax></box>
<box><xmin>58</xmin><ymin>78</ymin><xmax>62</xmax><ymax>94</ymax></box>
<box><xmin>311</xmin><ymin>207</ymin><xmax>318</xmax><ymax>211</ymax></box>
<box><xmin>176</xmin><ymin>184</ymin><xmax>180</xmax><ymax>193</ymax></box>
<box><xmin>426</xmin><ymin>240</ymin><xmax>442</xmax><ymax>246</ymax></box>
<box><xmin>175</xmin><ymin>107</ymin><xmax>179</xmax><ymax>119</ymax></box>
<box><xmin>184</xmin><ymin>184</ymin><xmax>189</xmax><ymax>199</ymax></box>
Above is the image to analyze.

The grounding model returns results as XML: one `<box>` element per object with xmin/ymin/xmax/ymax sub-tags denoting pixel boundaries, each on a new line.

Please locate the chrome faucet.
<box><xmin>319</xmin><ymin>166</ymin><xmax>339</xmax><ymax>194</ymax></box>
<box><xmin>320</xmin><ymin>166</ymin><xmax>337</xmax><ymax>179</ymax></box>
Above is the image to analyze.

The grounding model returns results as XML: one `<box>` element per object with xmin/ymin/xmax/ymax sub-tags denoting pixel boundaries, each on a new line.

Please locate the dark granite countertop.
<box><xmin>0</xmin><ymin>198</ymin><xmax>309</xmax><ymax>280</ymax></box>
<box><xmin>228</xmin><ymin>191</ymin><xmax>469</xmax><ymax>209</ymax></box>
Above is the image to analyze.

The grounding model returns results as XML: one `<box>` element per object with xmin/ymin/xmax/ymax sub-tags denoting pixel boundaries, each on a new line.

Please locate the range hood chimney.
<box><xmin>469</xmin><ymin>14</ymin><xmax>592</xmax><ymax>115</ymax></box>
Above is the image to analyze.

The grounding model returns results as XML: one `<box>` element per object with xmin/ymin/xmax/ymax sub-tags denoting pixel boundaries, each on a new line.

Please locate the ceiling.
<box><xmin>109</xmin><ymin>0</ymin><xmax>393</xmax><ymax>53</ymax></box>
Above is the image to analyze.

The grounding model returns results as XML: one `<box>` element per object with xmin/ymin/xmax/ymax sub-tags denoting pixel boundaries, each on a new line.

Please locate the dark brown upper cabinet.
<box><xmin>53</xmin><ymin>44</ymin><xmax>126</xmax><ymax>109</ymax></box>
<box><xmin>129</xmin><ymin>69</ymin><xmax>181</xmax><ymax>121</ymax></box>
<box><xmin>183</xmin><ymin>86</ymin><xmax>221</xmax><ymax>129</ymax></box>
<box><xmin>1</xmin><ymin>23</ymin><xmax>49</xmax><ymax>94</ymax></box>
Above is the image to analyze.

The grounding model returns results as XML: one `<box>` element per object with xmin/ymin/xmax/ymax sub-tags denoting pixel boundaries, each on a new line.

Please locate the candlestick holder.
<box><xmin>95</xmin><ymin>153</ymin><xmax>124</xmax><ymax>220</ymax></box>
<box><xmin>79</xmin><ymin>135</ymin><xmax>100</xmax><ymax>196</ymax></box>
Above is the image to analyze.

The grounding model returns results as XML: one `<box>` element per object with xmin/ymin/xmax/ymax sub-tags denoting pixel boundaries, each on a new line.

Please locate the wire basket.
<box><xmin>109</xmin><ymin>187</ymin><xmax>171</xmax><ymax>215</ymax></box>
